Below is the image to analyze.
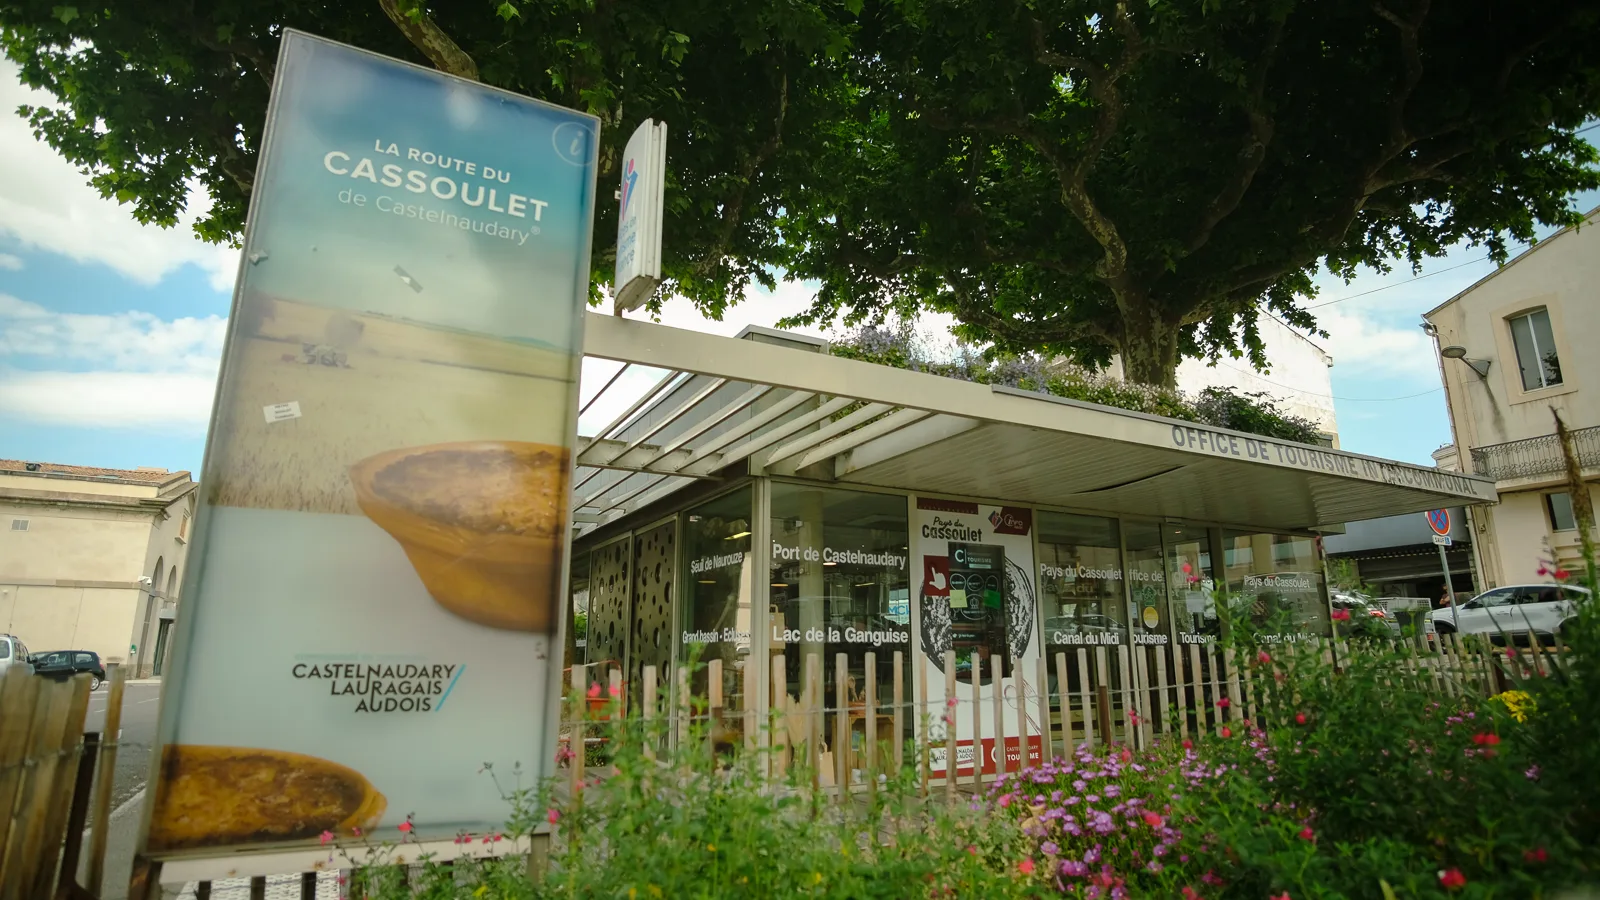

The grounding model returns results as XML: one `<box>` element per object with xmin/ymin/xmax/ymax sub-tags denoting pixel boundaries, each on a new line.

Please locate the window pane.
<box><xmin>0</xmin><ymin>642</ymin><xmax>9</xmax><ymax>660</ymax></box>
<box><xmin>1038</xmin><ymin>512</ymin><xmax>1124</xmax><ymax>650</ymax></box>
<box><xmin>1547</xmin><ymin>492</ymin><xmax>1577</xmax><ymax>532</ymax></box>
<box><xmin>771</xmin><ymin>484</ymin><xmax>912</xmax><ymax>766</ymax></box>
<box><xmin>681</xmin><ymin>487</ymin><xmax>753</xmax><ymax>739</ymax></box>
<box><xmin>1165</xmin><ymin>525</ymin><xmax>1212</xmax><ymax>640</ymax></box>
<box><xmin>1510</xmin><ymin>313</ymin><xmax>1543</xmax><ymax>391</ymax></box>
<box><xmin>1222</xmin><ymin>532</ymin><xmax>1329</xmax><ymax>640</ymax></box>
<box><xmin>1529</xmin><ymin>309</ymin><xmax>1562</xmax><ymax>387</ymax></box>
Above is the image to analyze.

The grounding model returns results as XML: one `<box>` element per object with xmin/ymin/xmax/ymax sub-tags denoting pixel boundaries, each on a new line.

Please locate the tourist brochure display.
<box><xmin>915</xmin><ymin>498</ymin><xmax>1043</xmax><ymax>776</ymax></box>
<box><xmin>140</xmin><ymin>31</ymin><xmax>597</xmax><ymax>859</ymax></box>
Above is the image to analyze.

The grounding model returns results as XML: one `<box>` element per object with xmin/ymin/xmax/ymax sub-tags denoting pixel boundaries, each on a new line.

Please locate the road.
<box><xmin>85</xmin><ymin>680</ymin><xmax>164</xmax><ymax>812</ymax></box>
<box><xmin>78</xmin><ymin>680</ymin><xmax>162</xmax><ymax>900</ymax></box>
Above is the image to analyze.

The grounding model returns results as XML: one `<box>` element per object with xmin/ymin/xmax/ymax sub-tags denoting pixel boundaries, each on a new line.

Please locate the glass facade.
<box><xmin>770</xmin><ymin>484</ymin><xmax>912</xmax><ymax>769</ymax></box>
<box><xmin>1222</xmin><ymin>531</ymin><xmax>1328</xmax><ymax>640</ymax></box>
<box><xmin>681</xmin><ymin>487</ymin><xmax>754</xmax><ymax>734</ymax></box>
<box><xmin>1037</xmin><ymin>512</ymin><xmax>1124</xmax><ymax>649</ymax></box>
<box><xmin>1164</xmin><ymin>525</ymin><xmax>1215</xmax><ymax>640</ymax></box>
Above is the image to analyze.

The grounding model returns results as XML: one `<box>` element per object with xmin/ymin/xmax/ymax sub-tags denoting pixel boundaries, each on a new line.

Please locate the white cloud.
<box><xmin>0</xmin><ymin>293</ymin><xmax>226</xmax><ymax>374</ymax></box>
<box><xmin>1314</xmin><ymin>305</ymin><xmax>1442</xmax><ymax>379</ymax></box>
<box><xmin>0</xmin><ymin>293</ymin><xmax>223</xmax><ymax>429</ymax></box>
<box><xmin>0</xmin><ymin>253</ymin><xmax>21</xmax><ymax>271</ymax></box>
<box><xmin>0</xmin><ymin>371</ymin><xmax>216</xmax><ymax>428</ymax></box>
<box><xmin>0</xmin><ymin>61</ymin><xmax>239</xmax><ymax>290</ymax></box>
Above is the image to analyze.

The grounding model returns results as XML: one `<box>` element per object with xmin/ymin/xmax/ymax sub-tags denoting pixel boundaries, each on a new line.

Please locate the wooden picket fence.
<box><xmin>559</xmin><ymin>629</ymin><xmax>1533</xmax><ymax>805</ymax></box>
<box><xmin>0</xmin><ymin>665</ymin><xmax>128</xmax><ymax>900</ymax></box>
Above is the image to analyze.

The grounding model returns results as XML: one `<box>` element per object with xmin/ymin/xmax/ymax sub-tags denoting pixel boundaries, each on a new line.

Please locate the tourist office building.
<box><xmin>569</xmin><ymin>315</ymin><xmax>1495</xmax><ymax>774</ymax></box>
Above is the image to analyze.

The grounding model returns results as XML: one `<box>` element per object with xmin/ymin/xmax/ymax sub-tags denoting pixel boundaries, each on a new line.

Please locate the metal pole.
<box><xmin>1438</xmin><ymin>541</ymin><xmax>1459</xmax><ymax>630</ymax></box>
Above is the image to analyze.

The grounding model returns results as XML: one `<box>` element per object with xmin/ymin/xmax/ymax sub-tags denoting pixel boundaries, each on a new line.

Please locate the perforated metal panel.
<box><xmin>586</xmin><ymin>536</ymin><xmax>632</xmax><ymax>677</ymax></box>
<box><xmin>630</xmin><ymin>519</ymin><xmax>676</xmax><ymax>709</ymax></box>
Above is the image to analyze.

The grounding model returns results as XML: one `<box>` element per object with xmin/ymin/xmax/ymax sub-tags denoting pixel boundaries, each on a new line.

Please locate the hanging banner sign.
<box><xmin>141</xmin><ymin>30</ymin><xmax>598</xmax><ymax>860</ymax></box>
<box><xmin>613</xmin><ymin>117</ymin><xmax>667</xmax><ymax>313</ymax></box>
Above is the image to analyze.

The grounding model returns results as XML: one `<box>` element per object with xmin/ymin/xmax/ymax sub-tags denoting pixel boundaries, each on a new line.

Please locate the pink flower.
<box><xmin>398</xmin><ymin>820</ymin><xmax>413</xmax><ymax>834</ymax></box>
<box><xmin>1216</xmin><ymin>697</ymin><xmax>1231</xmax><ymax>709</ymax></box>
<box><xmin>1257</xmin><ymin>651</ymin><xmax>1272</xmax><ymax>665</ymax></box>
<box><xmin>1120</xmin><ymin>749</ymin><xmax>1132</xmax><ymax>764</ymax></box>
<box><xmin>1221</xmin><ymin>727</ymin><xmax>1233</xmax><ymax>738</ymax></box>
<box><xmin>1142</xmin><ymin>811</ymin><xmax>1164</xmax><ymax>827</ymax></box>
<box><xmin>319</xmin><ymin>830</ymin><xmax>334</xmax><ymax>845</ymax></box>
<box><xmin>1295</xmin><ymin>713</ymin><xmax>1307</xmax><ymax>725</ymax></box>
<box><xmin>608</xmin><ymin>682</ymin><xmax>621</xmax><ymax>697</ymax></box>
<box><xmin>1330</xmin><ymin>609</ymin><xmax>1351</xmax><ymax>622</ymax></box>
<box><xmin>1181</xmin><ymin>888</ymin><xmax>1200</xmax><ymax>900</ymax></box>
<box><xmin>947</xmin><ymin>697</ymin><xmax>959</xmax><ymax>708</ymax></box>
<box><xmin>1271</xmin><ymin>894</ymin><xmax>1291</xmax><ymax>900</ymax></box>
<box><xmin>999</xmin><ymin>794</ymin><xmax>1012</xmax><ymax>808</ymax></box>
<box><xmin>586</xmin><ymin>682</ymin><xmax>601</xmax><ymax>699</ymax></box>
<box><xmin>1018</xmin><ymin>858</ymin><xmax>1036</xmax><ymax>875</ymax></box>
<box><xmin>1525</xmin><ymin>765</ymin><xmax>1541</xmax><ymax>780</ymax></box>
<box><xmin>1506</xmin><ymin>648</ymin><xmax>1518</xmax><ymax>660</ymax></box>
<box><xmin>351</xmin><ymin>827</ymin><xmax>362</xmax><ymax>837</ymax></box>
<box><xmin>547</xmin><ymin>808</ymin><xmax>560</xmax><ymax>824</ymax></box>
<box><xmin>1297</xmin><ymin>827</ymin><xmax>1314</xmax><ymax>841</ymax></box>
<box><xmin>1438</xmin><ymin>869</ymin><xmax>1466</xmax><ymax>890</ymax></box>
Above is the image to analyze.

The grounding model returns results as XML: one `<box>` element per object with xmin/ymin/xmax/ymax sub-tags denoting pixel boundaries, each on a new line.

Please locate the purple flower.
<box><xmin>1042</xmin><ymin>841</ymin><xmax>1060</xmax><ymax>856</ymax></box>
<box><xmin>1147</xmin><ymin>860</ymin><xmax>1164</xmax><ymax>873</ymax></box>
<box><xmin>1073</xmin><ymin>779</ymin><xmax>1088</xmax><ymax>791</ymax></box>
<box><xmin>1084</xmin><ymin>846</ymin><xmax>1101</xmax><ymax>864</ymax></box>
<box><xmin>1525</xmin><ymin>765</ymin><xmax>1541</xmax><ymax>781</ymax></box>
<box><xmin>1062</xmin><ymin>860</ymin><xmax>1089</xmax><ymax>877</ymax></box>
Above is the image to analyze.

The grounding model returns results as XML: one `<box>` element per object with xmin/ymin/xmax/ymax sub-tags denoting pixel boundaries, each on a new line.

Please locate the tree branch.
<box><xmin>1180</xmin><ymin>16</ymin><xmax>1283</xmax><ymax>257</ymax></box>
<box><xmin>1021</xmin><ymin>1</ymin><xmax>1143</xmax><ymax>293</ymax></box>
<box><xmin>377</xmin><ymin>0</ymin><xmax>479</xmax><ymax>81</ymax></box>
<box><xmin>700</xmin><ymin>69</ymin><xmax>788</xmax><ymax>277</ymax></box>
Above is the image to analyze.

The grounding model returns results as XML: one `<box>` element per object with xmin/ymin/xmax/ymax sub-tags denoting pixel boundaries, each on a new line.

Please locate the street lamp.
<box><xmin>1439</xmin><ymin>345</ymin><xmax>1492</xmax><ymax>379</ymax></box>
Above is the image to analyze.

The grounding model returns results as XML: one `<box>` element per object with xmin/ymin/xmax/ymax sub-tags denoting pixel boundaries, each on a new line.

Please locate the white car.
<box><xmin>0</xmin><ymin>634</ymin><xmax>34</xmax><ymax>677</ymax></box>
<box><xmin>1425</xmin><ymin>584</ymin><xmax>1591</xmax><ymax>643</ymax></box>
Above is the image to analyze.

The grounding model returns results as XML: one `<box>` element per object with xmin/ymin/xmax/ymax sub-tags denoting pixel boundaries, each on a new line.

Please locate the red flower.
<box><xmin>608</xmin><ymin>682</ymin><xmax>622</xmax><ymax>697</ymax></box>
<box><xmin>1438</xmin><ymin>868</ymin><xmax>1467</xmax><ymax>890</ymax></box>
<box><xmin>1181</xmin><ymin>888</ymin><xmax>1201</xmax><ymax>900</ymax></box>
<box><xmin>1297</xmin><ymin>827</ymin><xmax>1314</xmax><ymax>841</ymax></box>
<box><xmin>319</xmin><ymin>830</ymin><xmax>334</xmax><ymax>845</ymax></box>
<box><xmin>398</xmin><ymin>820</ymin><xmax>413</xmax><ymax>834</ymax></box>
<box><xmin>1216</xmin><ymin>697</ymin><xmax>1231</xmax><ymax>709</ymax></box>
<box><xmin>1221</xmin><ymin>727</ymin><xmax>1233</xmax><ymax>738</ymax></box>
<box><xmin>1554</xmin><ymin>568</ymin><xmax>1571</xmax><ymax>581</ymax></box>
<box><xmin>1330</xmin><ymin>609</ymin><xmax>1351</xmax><ymax>622</ymax></box>
<box><xmin>1471</xmin><ymin>732</ymin><xmax>1500</xmax><ymax>746</ymax></box>
<box><xmin>1506</xmin><ymin>648</ymin><xmax>1517</xmax><ymax>660</ymax></box>
<box><xmin>1182</xmin><ymin>739</ymin><xmax>1193</xmax><ymax>749</ymax></box>
<box><xmin>1018</xmin><ymin>858</ymin><xmax>1036</xmax><ymax>875</ymax></box>
<box><xmin>1295</xmin><ymin>713</ymin><xmax>1307</xmax><ymax>725</ymax></box>
<box><xmin>586</xmin><ymin>682</ymin><xmax>601</xmax><ymax>699</ymax></box>
<box><xmin>1121</xmin><ymin>748</ymin><xmax>1133</xmax><ymax>764</ymax></box>
<box><xmin>1524</xmin><ymin>847</ymin><xmax>1548</xmax><ymax>863</ymax></box>
<box><xmin>1257</xmin><ymin>651</ymin><xmax>1272</xmax><ymax>665</ymax></box>
<box><xmin>1143</xmin><ymin>811</ymin><xmax>1165</xmax><ymax>827</ymax></box>
<box><xmin>1271</xmin><ymin>894</ymin><xmax>1291</xmax><ymax>900</ymax></box>
<box><xmin>547</xmin><ymin>808</ymin><xmax>560</xmax><ymax>824</ymax></box>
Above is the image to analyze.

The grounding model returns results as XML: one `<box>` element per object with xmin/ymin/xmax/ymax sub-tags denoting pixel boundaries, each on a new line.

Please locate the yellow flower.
<box><xmin>628</xmin><ymin>890</ymin><xmax>636</xmax><ymax>900</ymax></box>
<box><xmin>648</xmin><ymin>886</ymin><xmax>663</xmax><ymax>898</ymax></box>
<box><xmin>707</xmin><ymin>844</ymin><xmax>716</xmax><ymax>852</ymax></box>
<box><xmin>812</xmin><ymin>872</ymin><xmax>823</xmax><ymax>885</ymax></box>
<box><xmin>473</xmin><ymin>888</ymin><xmax>488</xmax><ymax>899</ymax></box>
<box><xmin>1497</xmin><ymin>690</ymin><xmax>1535</xmax><ymax>723</ymax></box>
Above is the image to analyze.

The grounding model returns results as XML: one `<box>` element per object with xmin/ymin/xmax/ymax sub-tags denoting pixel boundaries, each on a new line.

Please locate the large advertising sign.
<box><xmin>141</xmin><ymin>31</ymin><xmax>598</xmax><ymax>858</ymax></box>
<box><xmin>913</xmin><ymin>498</ymin><xmax>1042</xmax><ymax>776</ymax></box>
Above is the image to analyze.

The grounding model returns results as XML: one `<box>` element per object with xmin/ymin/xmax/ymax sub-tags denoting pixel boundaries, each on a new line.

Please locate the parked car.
<box><xmin>1425</xmin><ymin>584</ymin><xmax>1591</xmax><ymax>644</ymax></box>
<box><xmin>31</xmin><ymin>649</ymin><xmax>106</xmax><ymax>690</ymax></box>
<box><xmin>0</xmin><ymin>634</ymin><xmax>35</xmax><ymax>677</ymax></box>
<box><xmin>1331</xmin><ymin>591</ymin><xmax>1401</xmax><ymax>637</ymax></box>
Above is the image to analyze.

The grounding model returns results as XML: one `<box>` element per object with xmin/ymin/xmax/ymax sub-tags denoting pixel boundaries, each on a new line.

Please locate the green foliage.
<box><xmin>0</xmin><ymin>0</ymin><xmax>858</xmax><ymax>313</ymax></box>
<box><xmin>775</xmin><ymin>0</ymin><xmax>1600</xmax><ymax>385</ymax></box>
<box><xmin>831</xmin><ymin>324</ymin><xmax>1324</xmax><ymax>443</ymax></box>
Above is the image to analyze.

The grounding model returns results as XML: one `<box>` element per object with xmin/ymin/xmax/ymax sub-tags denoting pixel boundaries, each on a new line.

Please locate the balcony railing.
<box><xmin>1470</xmin><ymin>424</ymin><xmax>1600</xmax><ymax>481</ymax></box>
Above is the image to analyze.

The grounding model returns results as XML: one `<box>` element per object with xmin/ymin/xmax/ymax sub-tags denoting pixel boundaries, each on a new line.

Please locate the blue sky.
<box><xmin>1</xmin><ymin>56</ymin><xmax>1595</xmax><ymax>476</ymax></box>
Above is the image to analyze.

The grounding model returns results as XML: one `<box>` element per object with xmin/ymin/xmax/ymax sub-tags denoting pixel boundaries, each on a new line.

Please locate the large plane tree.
<box><xmin>776</xmin><ymin>0</ymin><xmax>1600</xmax><ymax>385</ymax></box>
<box><xmin>0</xmin><ymin>0</ymin><xmax>859</xmax><ymax>311</ymax></box>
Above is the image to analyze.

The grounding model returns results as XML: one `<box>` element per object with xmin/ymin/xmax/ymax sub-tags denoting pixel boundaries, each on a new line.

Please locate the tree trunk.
<box><xmin>1118</xmin><ymin>323</ymin><xmax>1181</xmax><ymax>389</ymax></box>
